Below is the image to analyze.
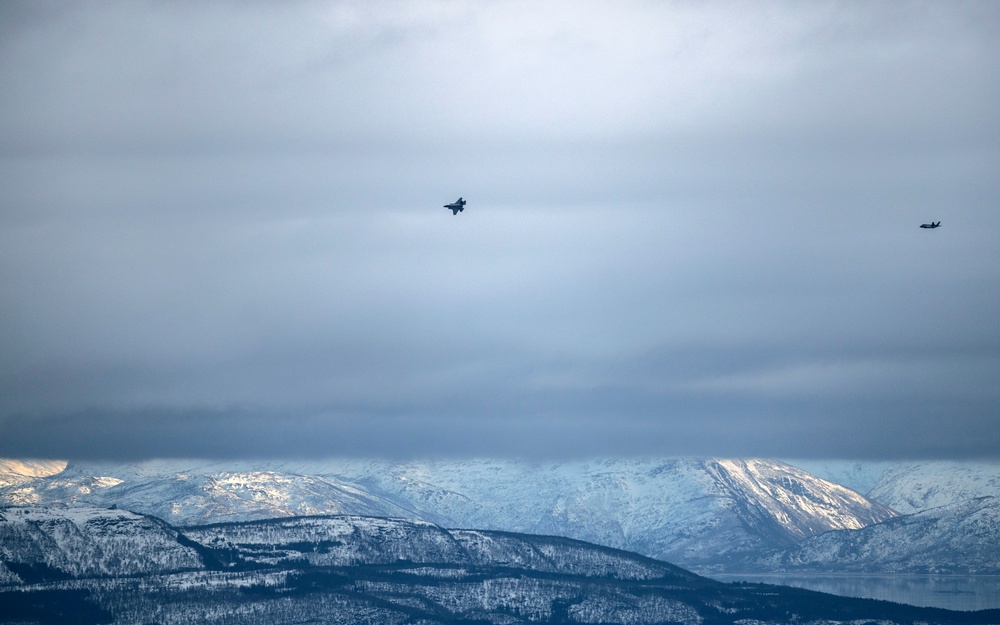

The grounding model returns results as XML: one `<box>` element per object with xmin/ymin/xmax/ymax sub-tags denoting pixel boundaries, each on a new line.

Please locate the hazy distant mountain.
<box><xmin>0</xmin><ymin>461</ymin><xmax>414</xmax><ymax>523</ymax></box>
<box><xmin>291</xmin><ymin>457</ymin><xmax>897</xmax><ymax>566</ymax></box>
<box><xmin>735</xmin><ymin>495</ymin><xmax>1000</xmax><ymax>574</ymax></box>
<box><xmin>0</xmin><ymin>460</ymin><xmax>67</xmax><ymax>489</ymax></box>
<box><xmin>2</xmin><ymin>506</ymin><xmax>996</xmax><ymax>625</ymax></box>
<box><xmin>0</xmin><ymin>458</ymin><xmax>895</xmax><ymax>569</ymax></box>
<box><xmin>867</xmin><ymin>462</ymin><xmax>1000</xmax><ymax>514</ymax></box>
<box><xmin>780</xmin><ymin>460</ymin><xmax>1000</xmax><ymax>513</ymax></box>
<box><xmin>780</xmin><ymin>460</ymin><xmax>892</xmax><ymax>497</ymax></box>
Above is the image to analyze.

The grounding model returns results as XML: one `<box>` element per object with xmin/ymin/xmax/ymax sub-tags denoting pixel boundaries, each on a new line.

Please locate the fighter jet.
<box><xmin>920</xmin><ymin>221</ymin><xmax>941</xmax><ymax>229</ymax></box>
<box><xmin>444</xmin><ymin>197</ymin><xmax>467</xmax><ymax>215</ymax></box>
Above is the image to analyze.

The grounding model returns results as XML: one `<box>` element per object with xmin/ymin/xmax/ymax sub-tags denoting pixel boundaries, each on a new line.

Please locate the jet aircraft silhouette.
<box><xmin>920</xmin><ymin>221</ymin><xmax>941</xmax><ymax>229</ymax></box>
<box><xmin>444</xmin><ymin>197</ymin><xmax>466</xmax><ymax>215</ymax></box>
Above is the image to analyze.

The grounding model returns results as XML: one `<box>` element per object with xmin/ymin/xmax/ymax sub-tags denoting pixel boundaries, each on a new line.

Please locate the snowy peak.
<box><xmin>747</xmin><ymin>495</ymin><xmax>1000</xmax><ymax>574</ymax></box>
<box><xmin>706</xmin><ymin>459</ymin><xmax>897</xmax><ymax>542</ymax></box>
<box><xmin>0</xmin><ymin>459</ymin><xmax>68</xmax><ymax>488</ymax></box>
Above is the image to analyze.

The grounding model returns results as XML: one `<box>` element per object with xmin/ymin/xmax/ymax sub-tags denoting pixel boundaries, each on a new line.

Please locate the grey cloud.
<box><xmin>1</xmin><ymin>1</ymin><xmax>998</xmax><ymax>461</ymax></box>
<box><xmin>2</xmin><ymin>388</ymin><xmax>998</xmax><ymax>461</ymax></box>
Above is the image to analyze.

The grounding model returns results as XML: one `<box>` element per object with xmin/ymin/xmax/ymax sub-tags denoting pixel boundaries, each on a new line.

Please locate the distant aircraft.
<box><xmin>444</xmin><ymin>197</ymin><xmax>467</xmax><ymax>215</ymax></box>
<box><xmin>920</xmin><ymin>221</ymin><xmax>941</xmax><ymax>229</ymax></box>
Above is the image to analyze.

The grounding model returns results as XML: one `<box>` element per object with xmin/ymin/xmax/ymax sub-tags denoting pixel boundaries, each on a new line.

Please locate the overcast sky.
<box><xmin>1</xmin><ymin>1</ymin><xmax>998</xmax><ymax>461</ymax></box>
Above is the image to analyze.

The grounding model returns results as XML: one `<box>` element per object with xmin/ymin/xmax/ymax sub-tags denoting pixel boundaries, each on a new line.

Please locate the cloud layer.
<box><xmin>2</xmin><ymin>1</ymin><xmax>999</xmax><ymax>460</ymax></box>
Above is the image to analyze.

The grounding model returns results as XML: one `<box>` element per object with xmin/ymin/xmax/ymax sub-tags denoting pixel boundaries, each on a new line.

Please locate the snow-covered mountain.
<box><xmin>781</xmin><ymin>460</ymin><xmax>1000</xmax><ymax>513</ymax></box>
<box><xmin>736</xmin><ymin>495</ymin><xmax>1000</xmax><ymax>574</ymax></box>
<box><xmin>3</xmin><ymin>506</ymin><xmax>996</xmax><ymax>625</ymax></box>
<box><xmin>867</xmin><ymin>462</ymin><xmax>1000</xmax><ymax>514</ymax></box>
<box><xmin>737</xmin><ymin>460</ymin><xmax>1000</xmax><ymax>574</ymax></box>
<box><xmin>0</xmin><ymin>462</ymin><xmax>413</xmax><ymax>523</ymax></box>
<box><xmin>0</xmin><ymin>459</ymin><xmax>67</xmax><ymax>489</ymax></box>
<box><xmin>0</xmin><ymin>506</ymin><xmax>202</xmax><ymax>583</ymax></box>
<box><xmin>781</xmin><ymin>460</ymin><xmax>893</xmax><ymax>497</ymax></box>
<box><xmin>8</xmin><ymin>457</ymin><xmax>1000</xmax><ymax>576</ymax></box>
<box><xmin>286</xmin><ymin>457</ymin><xmax>895</xmax><ymax>566</ymax></box>
<box><xmin>0</xmin><ymin>457</ymin><xmax>894</xmax><ymax>570</ymax></box>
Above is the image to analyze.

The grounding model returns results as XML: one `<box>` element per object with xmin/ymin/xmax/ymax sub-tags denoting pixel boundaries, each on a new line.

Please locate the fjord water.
<box><xmin>710</xmin><ymin>574</ymin><xmax>1000</xmax><ymax>611</ymax></box>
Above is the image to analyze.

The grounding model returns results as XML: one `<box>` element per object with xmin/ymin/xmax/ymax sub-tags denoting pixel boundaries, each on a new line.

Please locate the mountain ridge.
<box><xmin>3</xmin><ymin>505</ymin><xmax>999</xmax><ymax>625</ymax></box>
<box><xmin>4</xmin><ymin>457</ymin><xmax>999</xmax><ymax>576</ymax></box>
<box><xmin>0</xmin><ymin>457</ymin><xmax>896</xmax><ymax>570</ymax></box>
<box><xmin>735</xmin><ymin>495</ymin><xmax>1000</xmax><ymax>574</ymax></box>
